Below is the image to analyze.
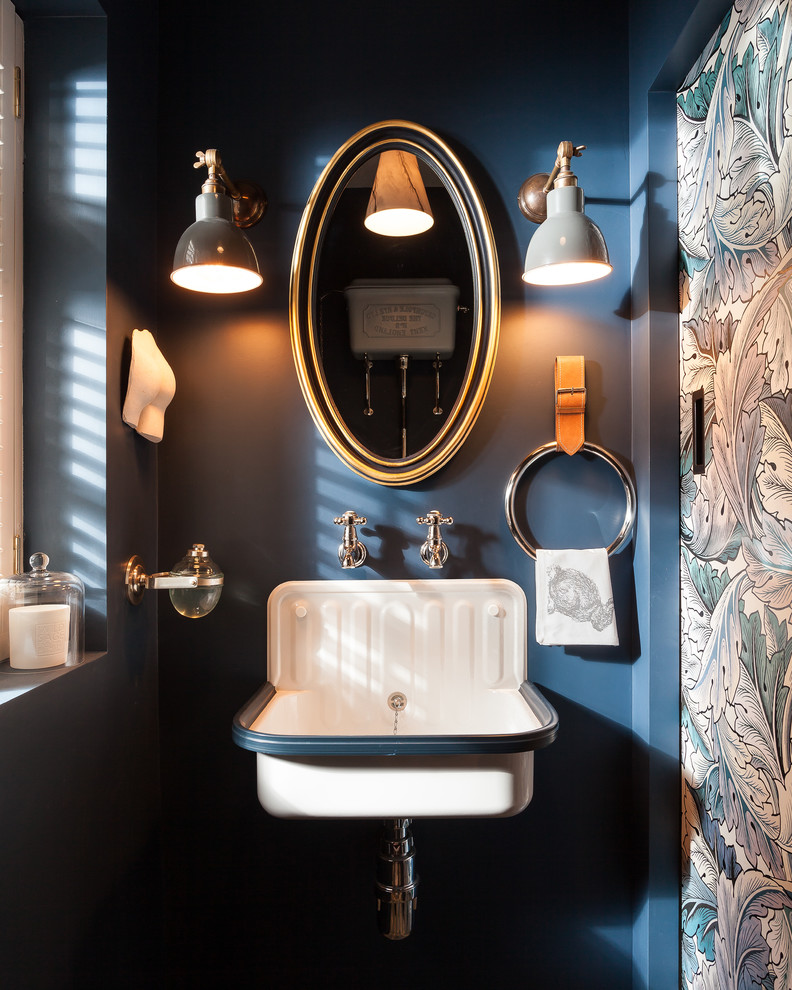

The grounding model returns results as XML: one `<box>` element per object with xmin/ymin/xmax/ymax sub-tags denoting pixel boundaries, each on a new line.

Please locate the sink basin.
<box><xmin>232</xmin><ymin>579</ymin><xmax>558</xmax><ymax>819</ymax></box>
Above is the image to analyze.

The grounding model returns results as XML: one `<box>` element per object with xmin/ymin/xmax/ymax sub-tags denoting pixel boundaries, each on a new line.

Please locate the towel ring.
<box><xmin>505</xmin><ymin>441</ymin><xmax>636</xmax><ymax>559</ymax></box>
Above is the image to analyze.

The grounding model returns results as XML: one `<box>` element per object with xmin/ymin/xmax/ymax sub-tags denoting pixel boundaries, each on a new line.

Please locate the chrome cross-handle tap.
<box><xmin>416</xmin><ymin>510</ymin><xmax>453</xmax><ymax>569</ymax></box>
<box><xmin>334</xmin><ymin>510</ymin><xmax>368</xmax><ymax>569</ymax></box>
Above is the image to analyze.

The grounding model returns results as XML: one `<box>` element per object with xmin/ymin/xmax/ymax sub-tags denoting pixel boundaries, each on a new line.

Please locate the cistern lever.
<box><xmin>333</xmin><ymin>510</ymin><xmax>368</xmax><ymax>569</ymax></box>
<box><xmin>416</xmin><ymin>510</ymin><xmax>453</xmax><ymax>569</ymax></box>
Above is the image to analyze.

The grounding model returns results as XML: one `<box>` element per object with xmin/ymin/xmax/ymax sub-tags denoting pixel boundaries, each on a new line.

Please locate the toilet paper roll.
<box><xmin>9</xmin><ymin>604</ymin><xmax>70</xmax><ymax>669</ymax></box>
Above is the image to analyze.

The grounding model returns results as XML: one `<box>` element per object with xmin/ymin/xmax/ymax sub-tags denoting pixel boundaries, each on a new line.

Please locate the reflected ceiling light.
<box><xmin>171</xmin><ymin>149</ymin><xmax>267</xmax><ymax>294</ymax></box>
<box><xmin>518</xmin><ymin>141</ymin><xmax>611</xmax><ymax>286</ymax></box>
<box><xmin>364</xmin><ymin>149</ymin><xmax>434</xmax><ymax>237</ymax></box>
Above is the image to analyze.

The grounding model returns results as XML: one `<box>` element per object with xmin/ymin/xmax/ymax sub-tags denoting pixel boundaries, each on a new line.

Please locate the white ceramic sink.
<box><xmin>233</xmin><ymin>579</ymin><xmax>557</xmax><ymax>819</ymax></box>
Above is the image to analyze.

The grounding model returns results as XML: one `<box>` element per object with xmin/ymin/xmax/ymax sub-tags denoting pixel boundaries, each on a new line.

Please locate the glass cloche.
<box><xmin>0</xmin><ymin>552</ymin><xmax>84</xmax><ymax>668</ymax></box>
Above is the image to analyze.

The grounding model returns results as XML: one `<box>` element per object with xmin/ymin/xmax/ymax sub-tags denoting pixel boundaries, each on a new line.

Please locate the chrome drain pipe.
<box><xmin>375</xmin><ymin>818</ymin><xmax>419</xmax><ymax>940</ymax></box>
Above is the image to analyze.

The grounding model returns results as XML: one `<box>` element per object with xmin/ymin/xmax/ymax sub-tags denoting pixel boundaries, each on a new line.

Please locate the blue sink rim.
<box><xmin>232</xmin><ymin>681</ymin><xmax>558</xmax><ymax>757</ymax></box>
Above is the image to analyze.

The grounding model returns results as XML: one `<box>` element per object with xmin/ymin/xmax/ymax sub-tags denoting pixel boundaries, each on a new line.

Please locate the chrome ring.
<box><xmin>504</xmin><ymin>441</ymin><xmax>636</xmax><ymax>559</ymax></box>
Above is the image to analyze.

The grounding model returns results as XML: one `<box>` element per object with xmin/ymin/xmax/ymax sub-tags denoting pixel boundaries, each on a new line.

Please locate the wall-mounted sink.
<box><xmin>232</xmin><ymin>579</ymin><xmax>558</xmax><ymax>819</ymax></box>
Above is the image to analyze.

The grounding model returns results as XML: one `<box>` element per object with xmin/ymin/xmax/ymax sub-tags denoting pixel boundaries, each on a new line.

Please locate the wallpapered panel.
<box><xmin>679</xmin><ymin>2</ymin><xmax>792</xmax><ymax>987</ymax></box>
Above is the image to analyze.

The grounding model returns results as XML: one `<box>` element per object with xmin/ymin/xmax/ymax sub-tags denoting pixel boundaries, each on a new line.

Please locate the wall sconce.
<box><xmin>125</xmin><ymin>543</ymin><xmax>223</xmax><ymax>618</ymax></box>
<box><xmin>364</xmin><ymin>150</ymin><xmax>434</xmax><ymax>237</ymax></box>
<box><xmin>518</xmin><ymin>141</ymin><xmax>611</xmax><ymax>286</ymax></box>
<box><xmin>171</xmin><ymin>149</ymin><xmax>267</xmax><ymax>294</ymax></box>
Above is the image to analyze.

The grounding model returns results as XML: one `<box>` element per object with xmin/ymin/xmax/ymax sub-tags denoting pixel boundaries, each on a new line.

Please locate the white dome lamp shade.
<box><xmin>364</xmin><ymin>149</ymin><xmax>434</xmax><ymax>237</ymax></box>
<box><xmin>519</xmin><ymin>142</ymin><xmax>612</xmax><ymax>287</ymax></box>
<box><xmin>171</xmin><ymin>149</ymin><xmax>267</xmax><ymax>294</ymax></box>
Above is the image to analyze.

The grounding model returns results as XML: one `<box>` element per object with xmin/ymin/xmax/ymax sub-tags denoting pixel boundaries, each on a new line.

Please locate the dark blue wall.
<box><xmin>0</xmin><ymin>3</ymin><xmax>162</xmax><ymax>988</ymax></box>
<box><xmin>628</xmin><ymin>1</ymin><xmax>729</xmax><ymax>986</ymax></box>
<box><xmin>155</xmin><ymin>1</ymin><xmax>639</xmax><ymax>986</ymax></box>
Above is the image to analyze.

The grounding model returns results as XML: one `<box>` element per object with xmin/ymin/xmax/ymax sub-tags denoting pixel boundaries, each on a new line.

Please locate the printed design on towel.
<box><xmin>678</xmin><ymin>3</ymin><xmax>792</xmax><ymax>988</ymax></box>
<box><xmin>546</xmin><ymin>565</ymin><xmax>614</xmax><ymax>632</ymax></box>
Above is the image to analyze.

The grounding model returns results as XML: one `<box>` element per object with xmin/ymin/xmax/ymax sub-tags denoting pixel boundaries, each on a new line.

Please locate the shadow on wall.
<box><xmin>24</xmin><ymin>17</ymin><xmax>108</xmax><ymax>647</ymax></box>
<box><xmin>617</xmin><ymin>170</ymin><xmax>676</xmax><ymax>321</ymax></box>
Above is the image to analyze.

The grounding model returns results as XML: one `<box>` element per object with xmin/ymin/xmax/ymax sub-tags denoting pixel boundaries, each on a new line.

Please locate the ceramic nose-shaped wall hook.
<box><xmin>122</xmin><ymin>328</ymin><xmax>176</xmax><ymax>443</ymax></box>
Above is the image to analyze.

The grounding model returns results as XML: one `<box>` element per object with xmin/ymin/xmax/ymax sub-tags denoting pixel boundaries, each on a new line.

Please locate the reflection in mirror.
<box><xmin>364</xmin><ymin>150</ymin><xmax>434</xmax><ymax>236</ymax></box>
<box><xmin>290</xmin><ymin>120</ymin><xmax>500</xmax><ymax>486</ymax></box>
<box><xmin>316</xmin><ymin>152</ymin><xmax>474</xmax><ymax>459</ymax></box>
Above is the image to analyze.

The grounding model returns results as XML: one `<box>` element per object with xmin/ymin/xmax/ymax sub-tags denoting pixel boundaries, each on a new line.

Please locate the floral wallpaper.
<box><xmin>679</xmin><ymin>1</ymin><xmax>792</xmax><ymax>987</ymax></box>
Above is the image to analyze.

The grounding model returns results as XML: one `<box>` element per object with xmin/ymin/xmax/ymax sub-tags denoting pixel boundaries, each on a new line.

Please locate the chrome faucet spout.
<box><xmin>333</xmin><ymin>510</ymin><xmax>368</xmax><ymax>569</ymax></box>
<box><xmin>417</xmin><ymin>510</ymin><xmax>453</xmax><ymax>569</ymax></box>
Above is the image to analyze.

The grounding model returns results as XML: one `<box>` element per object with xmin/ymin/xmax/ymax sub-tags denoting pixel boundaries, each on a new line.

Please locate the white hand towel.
<box><xmin>535</xmin><ymin>548</ymin><xmax>618</xmax><ymax>646</ymax></box>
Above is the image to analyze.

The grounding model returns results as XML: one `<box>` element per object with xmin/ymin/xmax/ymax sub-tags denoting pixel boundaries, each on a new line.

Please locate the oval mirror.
<box><xmin>290</xmin><ymin>120</ymin><xmax>500</xmax><ymax>486</ymax></box>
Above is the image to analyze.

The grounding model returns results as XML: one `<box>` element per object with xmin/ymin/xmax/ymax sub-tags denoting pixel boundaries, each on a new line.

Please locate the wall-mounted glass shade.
<box><xmin>171</xmin><ymin>191</ymin><xmax>262</xmax><ymax>293</ymax></box>
<box><xmin>522</xmin><ymin>185</ymin><xmax>611</xmax><ymax>286</ymax></box>
<box><xmin>364</xmin><ymin>150</ymin><xmax>434</xmax><ymax>237</ymax></box>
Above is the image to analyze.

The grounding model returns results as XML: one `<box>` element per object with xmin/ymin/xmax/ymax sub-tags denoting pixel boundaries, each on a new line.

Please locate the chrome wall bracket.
<box><xmin>125</xmin><ymin>555</ymin><xmax>199</xmax><ymax>605</ymax></box>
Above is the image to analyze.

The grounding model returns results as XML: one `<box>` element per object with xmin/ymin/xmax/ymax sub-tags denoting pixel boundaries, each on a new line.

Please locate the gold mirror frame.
<box><xmin>289</xmin><ymin>120</ymin><xmax>500</xmax><ymax>486</ymax></box>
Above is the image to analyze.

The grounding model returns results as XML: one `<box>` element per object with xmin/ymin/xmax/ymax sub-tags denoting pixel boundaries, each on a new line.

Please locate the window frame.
<box><xmin>0</xmin><ymin>0</ymin><xmax>23</xmax><ymax>579</ymax></box>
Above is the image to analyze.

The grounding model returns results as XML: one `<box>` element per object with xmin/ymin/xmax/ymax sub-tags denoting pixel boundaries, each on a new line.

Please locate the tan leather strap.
<box><xmin>554</xmin><ymin>355</ymin><xmax>586</xmax><ymax>455</ymax></box>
